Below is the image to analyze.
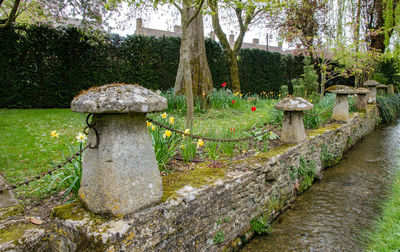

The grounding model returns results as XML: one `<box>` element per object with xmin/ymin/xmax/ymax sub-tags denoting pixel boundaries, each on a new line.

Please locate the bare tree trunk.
<box><xmin>229</xmin><ymin>56</ymin><xmax>240</xmax><ymax>92</ymax></box>
<box><xmin>174</xmin><ymin>0</ymin><xmax>210</xmax><ymax>128</ymax></box>
<box><xmin>320</xmin><ymin>72</ymin><xmax>326</xmax><ymax>99</ymax></box>
<box><xmin>174</xmin><ymin>11</ymin><xmax>213</xmax><ymax>105</ymax></box>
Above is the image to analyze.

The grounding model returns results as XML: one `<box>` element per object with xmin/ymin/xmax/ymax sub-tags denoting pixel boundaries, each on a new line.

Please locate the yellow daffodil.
<box><xmin>76</xmin><ymin>132</ymin><xmax>87</xmax><ymax>143</ymax></box>
<box><xmin>151</xmin><ymin>125</ymin><xmax>156</xmax><ymax>131</ymax></box>
<box><xmin>183</xmin><ymin>129</ymin><xmax>190</xmax><ymax>138</ymax></box>
<box><xmin>197</xmin><ymin>139</ymin><xmax>204</xmax><ymax>148</ymax></box>
<box><xmin>180</xmin><ymin>145</ymin><xmax>185</xmax><ymax>149</ymax></box>
<box><xmin>169</xmin><ymin>117</ymin><xmax>174</xmax><ymax>125</ymax></box>
<box><xmin>242</xmin><ymin>150</ymin><xmax>247</xmax><ymax>154</ymax></box>
<box><xmin>161</xmin><ymin>112</ymin><xmax>167</xmax><ymax>119</ymax></box>
<box><xmin>163</xmin><ymin>130</ymin><xmax>172</xmax><ymax>138</ymax></box>
<box><xmin>147</xmin><ymin>121</ymin><xmax>152</xmax><ymax>127</ymax></box>
<box><xmin>50</xmin><ymin>130</ymin><xmax>59</xmax><ymax>138</ymax></box>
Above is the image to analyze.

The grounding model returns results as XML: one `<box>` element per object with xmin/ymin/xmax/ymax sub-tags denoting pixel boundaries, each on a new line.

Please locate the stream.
<box><xmin>241</xmin><ymin>120</ymin><xmax>400</xmax><ymax>251</ymax></box>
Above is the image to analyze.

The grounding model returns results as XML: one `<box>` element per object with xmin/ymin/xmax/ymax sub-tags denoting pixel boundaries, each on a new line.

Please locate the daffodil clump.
<box><xmin>146</xmin><ymin>112</ymin><xmax>181</xmax><ymax>171</ymax></box>
<box><xmin>48</xmin><ymin>130</ymin><xmax>87</xmax><ymax>199</ymax></box>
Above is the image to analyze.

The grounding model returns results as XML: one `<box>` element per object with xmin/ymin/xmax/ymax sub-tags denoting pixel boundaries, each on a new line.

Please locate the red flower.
<box><xmin>251</xmin><ymin>106</ymin><xmax>256</xmax><ymax>112</ymax></box>
<box><xmin>221</xmin><ymin>82</ymin><xmax>227</xmax><ymax>87</ymax></box>
<box><xmin>230</xmin><ymin>128</ymin><xmax>235</xmax><ymax>132</ymax></box>
<box><xmin>232</xmin><ymin>100</ymin><xmax>235</xmax><ymax>104</ymax></box>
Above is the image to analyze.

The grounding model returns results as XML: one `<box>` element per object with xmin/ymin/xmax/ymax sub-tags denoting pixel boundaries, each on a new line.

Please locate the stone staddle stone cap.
<box><xmin>354</xmin><ymin>88</ymin><xmax>371</xmax><ymax>94</ymax></box>
<box><xmin>363</xmin><ymin>80</ymin><xmax>380</xmax><ymax>87</ymax></box>
<box><xmin>326</xmin><ymin>85</ymin><xmax>354</xmax><ymax>94</ymax></box>
<box><xmin>274</xmin><ymin>97</ymin><xmax>314</xmax><ymax>111</ymax></box>
<box><xmin>71</xmin><ymin>83</ymin><xmax>167</xmax><ymax>113</ymax></box>
<box><xmin>377</xmin><ymin>84</ymin><xmax>388</xmax><ymax>88</ymax></box>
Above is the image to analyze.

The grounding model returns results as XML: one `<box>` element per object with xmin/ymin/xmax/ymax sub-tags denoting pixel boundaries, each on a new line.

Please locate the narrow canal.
<box><xmin>241</xmin><ymin>120</ymin><xmax>400</xmax><ymax>251</ymax></box>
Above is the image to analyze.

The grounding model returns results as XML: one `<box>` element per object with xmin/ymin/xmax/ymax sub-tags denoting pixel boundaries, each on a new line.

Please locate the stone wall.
<box><xmin>0</xmin><ymin>109</ymin><xmax>378</xmax><ymax>252</ymax></box>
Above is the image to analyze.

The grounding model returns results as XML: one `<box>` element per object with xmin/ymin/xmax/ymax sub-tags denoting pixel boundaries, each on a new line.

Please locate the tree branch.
<box><xmin>233</xmin><ymin>6</ymin><xmax>254</xmax><ymax>56</ymax></box>
<box><xmin>208</xmin><ymin>0</ymin><xmax>232</xmax><ymax>54</ymax></box>
<box><xmin>173</xmin><ymin>2</ymin><xmax>182</xmax><ymax>13</ymax></box>
<box><xmin>0</xmin><ymin>0</ymin><xmax>21</xmax><ymax>28</ymax></box>
<box><xmin>186</xmin><ymin>0</ymin><xmax>205</xmax><ymax>26</ymax></box>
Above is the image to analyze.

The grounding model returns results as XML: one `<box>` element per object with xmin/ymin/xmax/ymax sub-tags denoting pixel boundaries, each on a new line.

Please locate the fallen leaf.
<box><xmin>29</xmin><ymin>217</ymin><xmax>43</xmax><ymax>225</ymax></box>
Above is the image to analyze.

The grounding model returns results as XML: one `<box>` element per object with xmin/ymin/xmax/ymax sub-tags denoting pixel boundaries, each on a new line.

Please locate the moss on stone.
<box><xmin>0</xmin><ymin>222</ymin><xmax>36</xmax><ymax>244</ymax></box>
<box><xmin>161</xmin><ymin>164</ymin><xmax>228</xmax><ymax>202</ymax></box>
<box><xmin>307</xmin><ymin>124</ymin><xmax>342</xmax><ymax>137</ymax></box>
<box><xmin>0</xmin><ymin>205</ymin><xmax>24</xmax><ymax>221</ymax></box>
<box><xmin>52</xmin><ymin>202</ymin><xmax>107</xmax><ymax>225</ymax></box>
<box><xmin>252</xmin><ymin>144</ymin><xmax>295</xmax><ymax>161</ymax></box>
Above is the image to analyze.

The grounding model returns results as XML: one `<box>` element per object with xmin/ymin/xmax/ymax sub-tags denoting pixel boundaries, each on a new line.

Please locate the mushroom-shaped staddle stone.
<box><xmin>71</xmin><ymin>84</ymin><xmax>167</xmax><ymax>217</ymax></box>
<box><xmin>354</xmin><ymin>88</ymin><xmax>370</xmax><ymax>112</ymax></box>
<box><xmin>327</xmin><ymin>85</ymin><xmax>354</xmax><ymax>122</ymax></box>
<box><xmin>377</xmin><ymin>84</ymin><xmax>388</xmax><ymax>95</ymax></box>
<box><xmin>363</xmin><ymin>80</ymin><xmax>380</xmax><ymax>103</ymax></box>
<box><xmin>274</xmin><ymin>97</ymin><xmax>313</xmax><ymax>144</ymax></box>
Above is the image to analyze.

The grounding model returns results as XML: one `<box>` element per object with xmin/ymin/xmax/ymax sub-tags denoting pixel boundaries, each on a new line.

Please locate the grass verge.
<box><xmin>366</xmin><ymin>165</ymin><xmax>400</xmax><ymax>251</ymax></box>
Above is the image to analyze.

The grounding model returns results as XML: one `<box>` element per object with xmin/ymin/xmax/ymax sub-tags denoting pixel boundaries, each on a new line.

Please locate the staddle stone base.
<box><xmin>281</xmin><ymin>111</ymin><xmax>307</xmax><ymax>144</ymax></box>
<box><xmin>355</xmin><ymin>94</ymin><xmax>368</xmax><ymax>112</ymax></box>
<box><xmin>79</xmin><ymin>113</ymin><xmax>162</xmax><ymax>217</ymax></box>
<box><xmin>366</xmin><ymin>87</ymin><xmax>377</xmax><ymax>103</ymax></box>
<box><xmin>332</xmin><ymin>94</ymin><xmax>349</xmax><ymax>122</ymax></box>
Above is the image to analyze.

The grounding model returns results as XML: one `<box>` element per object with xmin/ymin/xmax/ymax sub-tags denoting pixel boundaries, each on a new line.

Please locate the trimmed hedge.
<box><xmin>1</xmin><ymin>24</ymin><xmax>305</xmax><ymax>108</ymax></box>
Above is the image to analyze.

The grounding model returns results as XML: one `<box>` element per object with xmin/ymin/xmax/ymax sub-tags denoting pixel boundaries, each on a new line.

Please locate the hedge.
<box><xmin>1</xmin><ymin>24</ymin><xmax>307</xmax><ymax>108</ymax></box>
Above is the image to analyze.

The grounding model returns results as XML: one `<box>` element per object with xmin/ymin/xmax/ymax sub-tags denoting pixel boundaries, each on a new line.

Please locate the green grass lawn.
<box><xmin>0</xmin><ymin>100</ymin><xmax>280</xmax><ymax>201</ymax></box>
<box><xmin>0</xmin><ymin>109</ymin><xmax>86</xmax><ymax>201</ymax></box>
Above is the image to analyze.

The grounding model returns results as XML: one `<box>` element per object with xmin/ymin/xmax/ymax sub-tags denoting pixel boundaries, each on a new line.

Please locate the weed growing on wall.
<box><xmin>213</xmin><ymin>230</ymin><xmax>225</xmax><ymax>244</ymax></box>
<box><xmin>250</xmin><ymin>215</ymin><xmax>272</xmax><ymax>235</ymax></box>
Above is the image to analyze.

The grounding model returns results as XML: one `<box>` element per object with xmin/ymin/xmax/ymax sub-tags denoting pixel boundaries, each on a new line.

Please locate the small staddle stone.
<box><xmin>354</xmin><ymin>88</ymin><xmax>370</xmax><ymax>112</ymax></box>
<box><xmin>327</xmin><ymin>85</ymin><xmax>354</xmax><ymax>122</ymax></box>
<box><xmin>377</xmin><ymin>84</ymin><xmax>388</xmax><ymax>96</ymax></box>
<box><xmin>71</xmin><ymin>83</ymin><xmax>167</xmax><ymax>216</ymax></box>
<box><xmin>388</xmin><ymin>84</ymin><xmax>395</xmax><ymax>95</ymax></box>
<box><xmin>0</xmin><ymin>175</ymin><xmax>18</xmax><ymax>208</ymax></box>
<box><xmin>274</xmin><ymin>97</ymin><xmax>313</xmax><ymax>144</ymax></box>
<box><xmin>363</xmin><ymin>80</ymin><xmax>380</xmax><ymax>103</ymax></box>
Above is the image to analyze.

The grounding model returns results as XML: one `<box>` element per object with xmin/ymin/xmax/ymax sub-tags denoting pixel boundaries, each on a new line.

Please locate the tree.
<box><xmin>272</xmin><ymin>0</ymin><xmax>331</xmax><ymax>57</ymax></box>
<box><xmin>207</xmin><ymin>0</ymin><xmax>266</xmax><ymax>93</ymax></box>
<box><xmin>109</xmin><ymin>0</ymin><xmax>212</xmax><ymax>128</ymax></box>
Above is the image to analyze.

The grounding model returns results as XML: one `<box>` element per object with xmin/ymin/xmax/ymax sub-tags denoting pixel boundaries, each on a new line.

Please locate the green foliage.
<box><xmin>372</xmin><ymin>72</ymin><xmax>389</xmax><ymax>84</ymax></box>
<box><xmin>303</xmin><ymin>57</ymin><xmax>319</xmax><ymax>96</ymax></box>
<box><xmin>213</xmin><ymin>230</ymin><xmax>225</xmax><ymax>244</ymax></box>
<box><xmin>48</xmin><ymin>142</ymin><xmax>84</xmax><ymax>200</ymax></box>
<box><xmin>250</xmin><ymin>215</ymin><xmax>272</xmax><ymax>235</ymax></box>
<box><xmin>366</xmin><ymin>156</ymin><xmax>400</xmax><ymax>251</ymax></box>
<box><xmin>320</xmin><ymin>144</ymin><xmax>336</xmax><ymax>167</ymax></box>
<box><xmin>147</xmin><ymin>118</ymin><xmax>180</xmax><ymax>171</ymax></box>
<box><xmin>180</xmin><ymin>138</ymin><xmax>197</xmax><ymax>163</ymax></box>
<box><xmin>280</xmin><ymin>85</ymin><xmax>289</xmax><ymax>97</ymax></box>
<box><xmin>292</xmin><ymin>78</ymin><xmax>306</xmax><ymax>97</ymax></box>
<box><xmin>376</xmin><ymin>94</ymin><xmax>400</xmax><ymax>123</ymax></box>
